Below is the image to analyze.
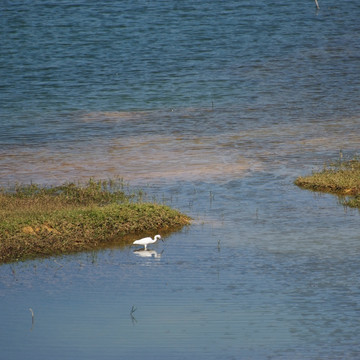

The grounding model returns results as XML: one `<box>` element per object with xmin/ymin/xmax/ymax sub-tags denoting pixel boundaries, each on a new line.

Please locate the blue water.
<box><xmin>1</xmin><ymin>1</ymin><xmax>360</xmax><ymax>359</ymax></box>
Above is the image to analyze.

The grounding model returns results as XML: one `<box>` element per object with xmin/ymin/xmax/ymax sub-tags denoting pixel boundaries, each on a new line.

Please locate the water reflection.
<box><xmin>133</xmin><ymin>249</ymin><xmax>163</xmax><ymax>259</ymax></box>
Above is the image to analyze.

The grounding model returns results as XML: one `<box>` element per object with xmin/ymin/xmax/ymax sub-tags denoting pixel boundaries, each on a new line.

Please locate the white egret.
<box><xmin>132</xmin><ymin>235</ymin><xmax>162</xmax><ymax>250</ymax></box>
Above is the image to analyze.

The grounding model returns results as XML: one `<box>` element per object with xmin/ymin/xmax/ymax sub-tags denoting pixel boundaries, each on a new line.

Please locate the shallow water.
<box><xmin>1</xmin><ymin>1</ymin><xmax>360</xmax><ymax>359</ymax></box>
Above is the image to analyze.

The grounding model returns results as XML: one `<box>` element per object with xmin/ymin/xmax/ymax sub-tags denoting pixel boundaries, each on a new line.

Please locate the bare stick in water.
<box><xmin>130</xmin><ymin>305</ymin><xmax>137</xmax><ymax>324</ymax></box>
<box><xmin>29</xmin><ymin>308</ymin><xmax>35</xmax><ymax>330</ymax></box>
<box><xmin>314</xmin><ymin>0</ymin><xmax>320</xmax><ymax>9</ymax></box>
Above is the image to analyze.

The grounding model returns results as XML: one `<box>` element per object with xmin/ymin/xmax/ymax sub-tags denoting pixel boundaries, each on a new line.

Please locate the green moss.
<box><xmin>0</xmin><ymin>179</ymin><xmax>191</xmax><ymax>264</ymax></box>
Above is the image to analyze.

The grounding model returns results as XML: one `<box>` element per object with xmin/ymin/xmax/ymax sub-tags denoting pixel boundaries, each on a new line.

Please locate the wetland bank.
<box><xmin>295</xmin><ymin>157</ymin><xmax>360</xmax><ymax>208</ymax></box>
<box><xmin>0</xmin><ymin>179</ymin><xmax>190</xmax><ymax>264</ymax></box>
<box><xmin>2</xmin><ymin>157</ymin><xmax>359</xmax><ymax>265</ymax></box>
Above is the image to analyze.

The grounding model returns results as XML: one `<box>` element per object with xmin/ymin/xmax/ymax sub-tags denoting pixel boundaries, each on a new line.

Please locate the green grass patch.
<box><xmin>0</xmin><ymin>179</ymin><xmax>191</xmax><ymax>264</ymax></box>
<box><xmin>294</xmin><ymin>157</ymin><xmax>360</xmax><ymax>208</ymax></box>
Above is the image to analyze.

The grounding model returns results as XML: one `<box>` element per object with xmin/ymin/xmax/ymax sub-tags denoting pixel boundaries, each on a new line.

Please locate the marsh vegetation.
<box><xmin>0</xmin><ymin>179</ymin><xmax>191</xmax><ymax>264</ymax></box>
<box><xmin>295</xmin><ymin>157</ymin><xmax>360</xmax><ymax>208</ymax></box>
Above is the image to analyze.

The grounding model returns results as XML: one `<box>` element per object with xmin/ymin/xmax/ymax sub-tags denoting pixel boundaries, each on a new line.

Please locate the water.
<box><xmin>1</xmin><ymin>0</ymin><xmax>360</xmax><ymax>358</ymax></box>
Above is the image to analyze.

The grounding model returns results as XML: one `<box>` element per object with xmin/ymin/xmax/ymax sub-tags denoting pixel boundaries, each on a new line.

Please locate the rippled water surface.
<box><xmin>1</xmin><ymin>1</ymin><xmax>360</xmax><ymax>359</ymax></box>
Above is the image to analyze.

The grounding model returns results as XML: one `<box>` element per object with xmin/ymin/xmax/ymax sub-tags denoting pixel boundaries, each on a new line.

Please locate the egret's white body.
<box><xmin>132</xmin><ymin>235</ymin><xmax>162</xmax><ymax>250</ymax></box>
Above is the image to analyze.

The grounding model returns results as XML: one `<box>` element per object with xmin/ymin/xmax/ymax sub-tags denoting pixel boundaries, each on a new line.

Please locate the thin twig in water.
<box><xmin>314</xmin><ymin>0</ymin><xmax>320</xmax><ymax>10</ymax></box>
<box><xmin>130</xmin><ymin>305</ymin><xmax>137</xmax><ymax>324</ymax></box>
<box><xmin>10</xmin><ymin>265</ymin><xmax>16</xmax><ymax>278</ymax></box>
<box><xmin>29</xmin><ymin>308</ymin><xmax>35</xmax><ymax>330</ymax></box>
<box><xmin>54</xmin><ymin>260</ymin><xmax>63</xmax><ymax>268</ymax></box>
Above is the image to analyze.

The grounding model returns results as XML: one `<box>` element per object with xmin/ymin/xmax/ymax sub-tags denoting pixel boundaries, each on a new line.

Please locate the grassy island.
<box><xmin>0</xmin><ymin>179</ymin><xmax>191</xmax><ymax>264</ymax></box>
<box><xmin>295</xmin><ymin>157</ymin><xmax>360</xmax><ymax>208</ymax></box>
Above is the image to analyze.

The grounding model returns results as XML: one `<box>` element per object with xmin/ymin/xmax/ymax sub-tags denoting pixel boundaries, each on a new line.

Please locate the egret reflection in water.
<box><xmin>133</xmin><ymin>249</ymin><xmax>163</xmax><ymax>259</ymax></box>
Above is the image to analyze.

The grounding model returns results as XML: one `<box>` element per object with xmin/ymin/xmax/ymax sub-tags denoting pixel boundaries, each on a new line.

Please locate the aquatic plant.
<box><xmin>295</xmin><ymin>157</ymin><xmax>360</xmax><ymax>208</ymax></box>
<box><xmin>0</xmin><ymin>179</ymin><xmax>191</xmax><ymax>264</ymax></box>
